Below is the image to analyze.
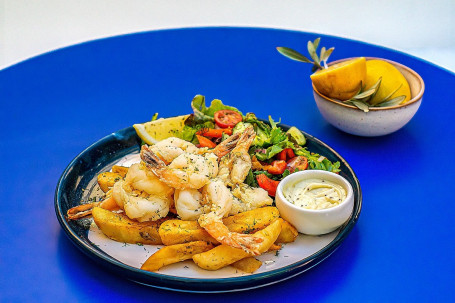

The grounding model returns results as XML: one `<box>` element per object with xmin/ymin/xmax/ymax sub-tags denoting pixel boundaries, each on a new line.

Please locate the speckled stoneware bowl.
<box><xmin>312</xmin><ymin>57</ymin><xmax>425</xmax><ymax>137</ymax></box>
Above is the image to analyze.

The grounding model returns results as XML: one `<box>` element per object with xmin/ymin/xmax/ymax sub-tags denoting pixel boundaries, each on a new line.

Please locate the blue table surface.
<box><xmin>1</xmin><ymin>27</ymin><xmax>454</xmax><ymax>302</ymax></box>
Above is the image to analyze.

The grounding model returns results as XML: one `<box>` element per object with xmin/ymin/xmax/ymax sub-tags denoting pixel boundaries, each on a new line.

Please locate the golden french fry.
<box><xmin>192</xmin><ymin>218</ymin><xmax>283</xmax><ymax>271</ymax></box>
<box><xmin>232</xmin><ymin>257</ymin><xmax>262</xmax><ymax>273</ymax></box>
<box><xmin>92</xmin><ymin>207</ymin><xmax>164</xmax><ymax>244</ymax></box>
<box><xmin>159</xmin><ymin>220</ymin><xmax>216</xmax><ymax>245</ymax></box>
<box><xmin>97</xmin><ymin>172</ymin><xmax>122</xmax><ymax>192</ymax></box>
<box><xmin>159</xmin><ymin>207</ymin><xmax>280</xmax><ymax>245</ymax></box>
<box><xmin>276</xmin><ymin>220</ymin><xmax>299</xmax><ymax>243</ymax></box>
<box><xmin>141</xmin><ymin>241</ymin><xmax>214</xmax><ymax>272</ymax></box>
<box><xmin>222</xmin><ymin>207</ymin><xmax>280</xmax><ymax>234</ymax></box>
<box><xmin>111</xmin><ymin>165</ymin><xmax>129</xmax><ymax>178</ymax></box>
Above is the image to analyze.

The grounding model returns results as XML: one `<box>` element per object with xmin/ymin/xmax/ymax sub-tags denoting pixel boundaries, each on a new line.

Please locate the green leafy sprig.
<box><xmin>344</xmin><ymin>78</ymin><xmax>406</xmax><ymax>112</ymax></box>
<box><xmin>277</xmin><ymin>38</ymin><xmax>407</xmax><ymax>112</ymax></box>
<box><xmin>276</xmin><ymin>38</ymin><xmax>334</xmax><ymax>72</ymax></box>
<box><xmin>294</xmin><ymin>147</ymin><xmax>341</xmax><ymax>173</ymax></box>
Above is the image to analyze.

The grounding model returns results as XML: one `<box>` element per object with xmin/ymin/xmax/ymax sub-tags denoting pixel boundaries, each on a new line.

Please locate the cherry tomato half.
<box><xmin>286</xmin><ymin>156</ymin><xmax>308</xmax><ymax>173</ymax></box>
<box><xmin>267</xmin><ymin>160</ymin><xmax>287</xmax><ymax>175</ymax></box>
<box><xmin>214</xmin><ymin>110</ymin><xmax>243</xmax><ymax>128</ymax></box>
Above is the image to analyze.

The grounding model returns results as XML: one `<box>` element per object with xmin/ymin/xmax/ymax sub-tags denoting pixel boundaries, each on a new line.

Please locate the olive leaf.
<box><xmin>370</xmin><ymin>83</ymin><xmax>403</xmax><ymax>105</ymax></box>
<box><xmin>346</xmin><ymin>100</ymin><xmax>370</xmax><ymax>112</ymax></box>
<box><xmin>345</xmin><ymin>76</ymin><xmax>408</xmax><ymax>111</ymax></box>
<box><xmin>352</xmin><ymin>88</ymin><xmax>376</xmax><ymax>100</ymax></box>
<box><xmin>313</xmin><ymin>37</ymin><xmax>320</xmax><ymax>50</ymax></box>
<box><xmin>276</xmin><ymin>47</ymin><xmax>312</xmax><ymax>63</ymax></box>
<box><xmin>321</xmin><ymin>47</ymin><xmax>334</xmax><ymax>63</ymax></box>
<box><xmin>376</xmin><ymin>95</ymin><xmax>406</xmax><ymax>107</ymax></box>
<box><xmin>307</xmin><ymin>39</ymin><xmax>322</xmax><ymax>69</ymax></box>
<box><xmin>319</xmin><ymin>47</ymin><xmax>329</xmax><ymax>69</ymax></box>
<box><xmin>319</xmin><ymin>47</ymin><xmax>326</xmax><ymax>65</ymax></box>
<box><xmin>352</xmin><ymin>78</ymin><xmax>382</xmax><ymax>100</ymax></box>
<box><xmin>276</xmin><ymin>38</ymin><xmax>335</xmax><ymax>72</ymax></box>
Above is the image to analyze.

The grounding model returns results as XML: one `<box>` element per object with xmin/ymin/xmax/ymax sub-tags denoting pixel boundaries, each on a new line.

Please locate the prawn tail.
<box><xmin>230</xmin><ymin>233</ymin><xmax>263</xmax><ymax>256</ymax></box>
<box><xmin>199</xmin><ymin>216</ymin><xmax>263</xmax><ymax>256</ymax></box>
<box><xmin>236</xmin><ymin>126</ymin><xmax>256</xmax><ymax>150</ymax></box>
<box><xmin>66</xmin><ymin>196</ymin><xmax>118</xmax><ymax>220</ymax></box>
<box><xmin>140</xmin><ymin>145</ymin><xmax>166</xmax><ymax>172</ymax></box>
<box><xmin>213</xmin><ymin>132</ymin><xmax>241</xmax><ymax>157</ymax></box>
<box><xmin>67</xmin><ymin>202</ymin><xmax>100</xmax><ymax>220</ymax></box>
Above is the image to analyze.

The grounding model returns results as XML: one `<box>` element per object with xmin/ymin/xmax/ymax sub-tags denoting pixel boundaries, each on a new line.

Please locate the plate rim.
<box><xmin>55</xmin><ymin>123</ymin><xmax>362</xmax><ymax>292</ymax></box>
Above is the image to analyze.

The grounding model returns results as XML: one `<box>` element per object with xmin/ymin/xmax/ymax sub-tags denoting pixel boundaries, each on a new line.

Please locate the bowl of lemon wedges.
<box><xmin>277</xmin><ymin>39</ymin><xmax>425</xmax><ymax>137</ymax></box>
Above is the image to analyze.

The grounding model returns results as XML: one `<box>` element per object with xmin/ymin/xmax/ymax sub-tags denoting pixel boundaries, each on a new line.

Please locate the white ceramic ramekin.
<box><xmin>275</xmin><ymin>170</ymin><xmax>354</xmax><ymax>235</ymax></box>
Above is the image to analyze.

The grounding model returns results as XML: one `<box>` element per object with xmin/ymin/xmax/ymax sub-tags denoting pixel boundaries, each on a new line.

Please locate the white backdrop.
<box><xmin>1</xmin><ymin>0</ymin><xmax>454</xmax><ymax>71</ymax></box>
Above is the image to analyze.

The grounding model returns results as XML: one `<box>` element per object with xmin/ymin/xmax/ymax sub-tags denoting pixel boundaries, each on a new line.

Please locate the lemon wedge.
<box><xmin>364</xmin><ymin>59</ymin><xmax>411</xmax><ymax>105</ymax></box>
<box><xmin>311</xmin><ymin>57</ymin><xmax>367</xmax><ymax>101</ymax></box>
<box><xmin>133</xmin><ymin>115</ymin><xmax>189</xmax><ymax>145</ymax></box>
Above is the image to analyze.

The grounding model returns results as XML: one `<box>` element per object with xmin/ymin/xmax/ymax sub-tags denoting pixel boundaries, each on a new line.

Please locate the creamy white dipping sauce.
<box><xmin>283</xmin><ymin>178</ymin><xmax>347</xmax><ymax>210</ymax></box>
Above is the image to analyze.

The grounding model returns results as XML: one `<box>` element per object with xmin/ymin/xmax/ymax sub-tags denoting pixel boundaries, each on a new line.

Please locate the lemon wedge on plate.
<box><xmin>364</xmin><ymin>59</ymin><xmax>411</xmax><ymax>105</ymax></box>
<box><xmin>133</xmin><ymin>115</ymin><xmax>189</xmax><ymax>145</ymax></box>
<box><xmin>311</xmin><ymin>57</ymin><xmax>367</xmax><ymax>101</ymax></box>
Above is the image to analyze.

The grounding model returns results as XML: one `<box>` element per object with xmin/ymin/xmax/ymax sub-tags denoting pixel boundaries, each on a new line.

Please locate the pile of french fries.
<box><xmin>91</xmin><ymin>168</ymin><xmax>298</xmax><ymax>273</ymax></box>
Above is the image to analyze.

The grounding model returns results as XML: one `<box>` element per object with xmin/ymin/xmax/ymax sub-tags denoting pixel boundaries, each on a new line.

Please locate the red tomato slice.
<box><xmin>286</xmin><ymin>148</ymin><xmax>295</xmax><ymax>159</ymax></box>
<box><xmin>277</xmin><ymin>149</ymin><xmax>287</xmax><ymax>161</ymax></box>
<box><xmin>196</xmin><ymin>135</ymin><xmax>216</xmax><ymax>148</ymax></box>
<box><xmin>267</xmin><ymin>160</ymin><xmax>287</xmax><ymax>175</ymax></box>
<box><xmin>256</xmin><ymin>174</ymin><xmax>280</xmax><ymax>197</ymax></box>
<box><xmin>196</xmin><ymin>128</ymin><xmax>232</xmax><ymax>138</ymax></box>
<box><xmin>277</xmin><ymin>148</ymin><xmax>295</xmax><ymax>161</ymax></box>
<box><xmin>214</xmin><ymin>110</ymin><xmax>243</xmax><ymax>128</ymax></box>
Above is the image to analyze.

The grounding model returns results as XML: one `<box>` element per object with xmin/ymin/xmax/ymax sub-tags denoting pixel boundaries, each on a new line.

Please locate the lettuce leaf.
<box><xmin>179</xmin><ymin>125</ymin><xmax>198</xmax><ymax>143</ymax></box>
<box><xmin>191</xmin><ymin>95</ymin><xmax>242</xmax><ymax>123</ymax></box>
<box><xmin>253</xmin><ymin>140</ymin><xmax>295</xmax><ymax>161</ymax></box>
<box><xmin>294</xmin><ymin>147</ymin><xmax>341</xmax><ymax>173</ymax></box>
<box><xmin>176</xmin><ymin>116</ymin><xmax>215</xmax><ymax>143</ymax></box>
<box><xmin>243</xmin><ymin>114</ymin><xmax>292</xmax><ymax>161</ymax></box>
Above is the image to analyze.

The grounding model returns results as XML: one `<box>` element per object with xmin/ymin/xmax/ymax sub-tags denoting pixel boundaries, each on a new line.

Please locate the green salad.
<box><xmin>168</xmin><ymin>95</ymin><xmax>341</xmax><ymax>196</ymax></box>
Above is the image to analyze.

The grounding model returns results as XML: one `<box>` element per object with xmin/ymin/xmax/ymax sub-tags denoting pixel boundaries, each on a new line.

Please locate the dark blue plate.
<box><xmin>54</xmin><ymin>124</ymin><xmax>361</xmax><ymax>293</ymax></box>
